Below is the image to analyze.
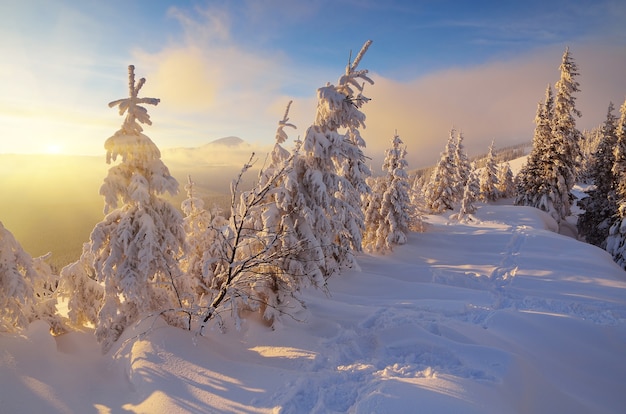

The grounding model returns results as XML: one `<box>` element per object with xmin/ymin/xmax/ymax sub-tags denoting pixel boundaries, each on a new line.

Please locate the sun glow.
<box><xmin>45</xmin><ymin>144</ymin><xmax>62</xmax><ymax>155</ymax></box>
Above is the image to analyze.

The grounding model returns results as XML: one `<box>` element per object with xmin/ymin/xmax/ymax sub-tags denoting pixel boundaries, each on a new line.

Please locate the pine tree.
<box><xmin>363</xmin><ymin>132</ymin><xmax>412</xmax><ymax>252</ymax></box>
<box><xmin>496</xmin><ymin>162</ymin><xmax>515</xmax><ymax>198</ymax></box>
<box><xmin>424</xmin><ymin>129</ymin><xmax>458</xmax><ymax>212</ymax></box>
<box><xmin>362</xmin><ymin>176</ymin><xmax>385</xmax><ymax>252</ymax></box>
<box><xmin>59</xmin><ymin>66</ymin><xmax>187</xmax><ymax>352</ymax></box>
<box><xmin>479</xmin><ymin>140</ymin><xmax>500</xmax><ymax>202</ymax></box>
<box><xmin>552</xmin><ymin>46</ymin><xmax>582</xmax><ymax>213</ymax></box>
<box><xmin>0</xmin><ymin>221</ymin><xmax>63</xmax><ymax>334</ymax></box>
<box><xmin>291</xmin><ymin>40</ymin><xmax>374</xmax><ymax>278</ymax></box>
<box><xmin>453</xmin><ymin>164</ymin><xmax>480</xmax><ymax>222</ymax></box>
<box><xmin>453</xmin><ymin>131</ymin><xmax>471</xmax><ymax>200</ymax></box>
<box><xmin>606</xmin><ymin>99</ymin><xmax>626</xmax><ymax>268</ymax></box>
<box><xmin>578</xmin><ymin>102</ymin><xmax>618</xmax><ymax>247</ymax></box>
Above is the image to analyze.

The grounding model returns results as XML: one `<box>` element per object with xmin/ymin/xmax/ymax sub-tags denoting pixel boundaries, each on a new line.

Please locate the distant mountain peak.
<box><xmin>206</xmin><ymin>136</ymin><xmax>246</xmax><ymax>147</ymax></box>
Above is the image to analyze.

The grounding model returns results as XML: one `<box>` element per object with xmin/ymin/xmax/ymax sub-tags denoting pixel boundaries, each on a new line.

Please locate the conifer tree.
<box><xmin>363</xmin><ymin>132</ymin><xmax>412</xmax><ymax>252</ymax></box>
<box><xmin>479</xmin><ymin>140</ymin><xmax>500</xmax><ymax>202</ymax></box>
<box><xmin>606</xmin><ymin>99</ymin><xmax>626</xmax><ymax>268</ymax></box>
<box><xmin>362</xmin><ymin>176</ymin><xmax>385</xmax><ymax>252</ymax></box>
<box><xmin>0</xmin><ymin>222</ymin><xmax>63</xmax><ymax>334</ymax></box>
<box><xmin>453</xmin><ymin>164</ymin><xmax>480</xmax><ymax>222</ymax></box>
<box><xmin>496</xmin><ymin>162</ymin><xmax>515</xmax><ymax>198</ymax></box>
<box><xmin>578</xmin><ymin>102</ymin><xmax>618</xmax><ymax>247</ymax></box>
<box><xmin>60</xmin><ymin>66</ymin><xmax>187</xmax><ymax>352</ymax></box>
<box><xmin>424</xmin><ymin>129</ymin><xmax>458</xmax><ymax>212</ymax></box>
<box><xmin>554</xmin><ymin>47</ymin><xmax>582</xmax><ymax>189</ymax></box>
<box><xmin>453</xmin><ymin>131</ymin><xmax>471</xmax><ymax>200</ymax></box>
<box><xmin>516</xmin><ymin>86</ymin><xmax>554</xmax><ymax>208</ymax></box>
<box><xmin>291</xmin><ymin>40</ymin><xmax>374</xmax><ymax>278</ymax></box>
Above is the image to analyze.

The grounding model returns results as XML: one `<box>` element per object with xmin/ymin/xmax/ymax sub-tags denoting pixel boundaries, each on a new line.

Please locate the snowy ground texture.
<box><xmin>2</xmin><ymin>202</ymin><xmax>626</xmax><ymax>413</ymax></box>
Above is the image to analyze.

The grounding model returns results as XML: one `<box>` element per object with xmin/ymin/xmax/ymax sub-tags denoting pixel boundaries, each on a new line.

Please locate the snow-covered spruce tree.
<box><xmin>362</xmin><ymin>176</ymin><xmax>385</xmax><ymax>252</ymax></box>
<box><xmin>496</xmin><ymin>162</ymin><xmax>515</xmax><ymax>198</ymax></box>
<box><xmin>606</xmin><ymin>99</ymin><xmax>626</xmax><ymax>268</ymax></box>
<box><xmin>552</xmin><ymin>46</ymin><xmax>582</xmax><ymax>211</ymax></box>
<box><xmin>59</xmin><ymin>65</ymin><xmax>187</xmax><ymax>352</ymax></box>
<box><xmin>291</xmin><ymin>40</ymin><xmax>374</xmax><ymax>278</ymax></box>
<box><xmin>578</xmin><ymin>102</ymin><xmax>618</xmax><ymax>247</ymax></box>
<box><xmin>409</xmin><ymin>173</ymin><xmax>427</xmax><ymax>232</ymax></box>
<box><xmin>479</xmin><ymin>140</ymin><xmax>500</xmax><ymax>202</ymax></box>
<box><xmin>452</xmin><ymin>164</ymin><xmax>480</xmax><ymax>222</ymax></box>
<box><xmin>453</xmin><ymin>131</ymin><xmax>471</xmax><ymax>201</ymax></box>
<box><xmin>0</xmin><ymin>221</ymin><xmax>63</xmax><ymax>334</ymax></box>
<box><xmin>424</xmin><ymin>129</ymin><xmax>459</xmax><ymax>212</ymax></box>
<box><xmin>515</xmin><ymin>86</ymin><xmax>553</xmax><ymax>207</ymax></box>
<box><xmin>515</xmin><ymin>84</ymin><xmax>573</xmax><ymax>224</ymax></box>
<box><xmin>362</xmin><ymin>132</ymin><xmax>413</xmax><ymax>252</ymax></box>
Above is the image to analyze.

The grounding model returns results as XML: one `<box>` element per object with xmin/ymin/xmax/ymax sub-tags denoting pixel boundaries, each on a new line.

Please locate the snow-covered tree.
<box><xmin>554</xmin><ymin>46</ymin><xmax>582</xmax><ymax>188</ymax></box>
<box><xmin>424</xmin><ymin>129</ymin><xmax>458</xmax><ymax>212</ymax></box>
<box><xmin>578</xmin><ymin>102</ymin><xmax>618</xmax><ymax>247</ymax></box>
<box><xmin>179</xmin><ymin>175</ymin><xmax>228</xmax><ymax>301</ymax></box>
<box><xmin>452</xmin><ymin>164</ymin><xmax>480</xmax><ymax>222</ymax></box>
<box><xmin>290</xmin><ymin>40</ymin><xmax>374</xmax><ymax>278</ymax></box>
<box><xmin>409</xmin><ymin>174</ymin><xmax>427</xmax><ymax>232</ymax></box>
<box><xmin>479</xmin><ymin>140</ymin><xmax>500</xmax><ymax>202</ymax></box>
<box><xmin>362</xmin><ymin>176</ymin><xmax>385</xmax><ymax>252</ymax></box>
<box><xmin>453</xmin><ymin>131</ymin><xmax>471</xmax><ymax>200</ymax></box>
<box><xmin>363</xmin><ymin>132</ymin><xmax>412</xmax><ymax>252</ymax></box>
<box><xmin>606</xmin><ymin>99</ymin><xmax>626</xmax><ymax>268</ymax></box>
<box><xmin>59</xmin><ymin>65</ymin><xmax>187</xmax><ymax>352</ymax></box>
<box><xmin>496</xmin><ymin>162</ymin><xmax>515</xmax><ymax>198</ymax></box>
<box><xmin>0</xmin><ymin>221</ymin><xmax>63</xmax><ymax>334</ymax></box>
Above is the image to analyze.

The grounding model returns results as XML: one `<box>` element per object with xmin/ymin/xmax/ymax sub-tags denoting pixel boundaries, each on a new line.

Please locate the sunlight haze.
<box><xmin>1</xmin><ymin>0</ymin><xmax>624</xmax><ymax>168</ymax></box>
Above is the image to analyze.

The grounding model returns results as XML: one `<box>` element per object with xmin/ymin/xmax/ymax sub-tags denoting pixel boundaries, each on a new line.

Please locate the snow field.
<box><xmin>1</xmin><ymin>202</ymin><xmax>626</xmax><ymax>413</ymax></box>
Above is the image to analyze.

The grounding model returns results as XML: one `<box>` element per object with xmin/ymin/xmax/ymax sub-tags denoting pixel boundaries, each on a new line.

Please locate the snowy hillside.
<box><xmin>1</xmin><ymin>201</ymin><xmax>625</xmax><ymax>413</ymax></box>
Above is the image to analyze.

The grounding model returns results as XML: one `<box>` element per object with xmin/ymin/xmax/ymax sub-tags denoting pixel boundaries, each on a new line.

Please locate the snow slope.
<box><xmin>2</xmin><ymin>202</ymin><xmax>626</xmax><ymax>413</ymax></box>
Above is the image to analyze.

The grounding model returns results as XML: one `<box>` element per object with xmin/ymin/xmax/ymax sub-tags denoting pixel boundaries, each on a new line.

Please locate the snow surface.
<box><xmin>2</xmin><ymin>202</ymin><xmax>626</xmax><ymax>413</ymax></box>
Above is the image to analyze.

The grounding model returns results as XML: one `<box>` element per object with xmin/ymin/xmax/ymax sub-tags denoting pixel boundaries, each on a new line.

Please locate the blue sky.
<box><xmin>1</xmin><ymin>0</ymin><xmax>625</xmax><ymax>167</ymax></box>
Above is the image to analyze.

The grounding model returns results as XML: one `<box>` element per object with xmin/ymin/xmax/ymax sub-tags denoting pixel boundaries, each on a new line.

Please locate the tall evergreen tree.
<box><xmin>453</xmin><ymin>131</ymin><xmax>471</xmax><ymax>200</ymax></box>
<box><xmin>59</xmin><ymin>66</ymin><xmax>187</xmax><ymax>352</ymax></box>
<box><xmin>479</xmin><ymin>140</ymin><xmax>500</xmax><ymax>202</ymax></box>
<box><xmin>424</xmin><ymin>129</ymin><xmax>458</xmax><ymax>212</ymax></box>
<box><xmin>552</xmin><ymin>46</ymin><xmax>582</xmax><ymax>213</ymax></box>
<box><xmin>578</xmin><ymin>102</ymin><xmax>618</xmax><ymax>247</ymax></box>
<box><xmin>606</xmin><ymin>99</ymin><xmax>626</xmax><ymax>268</ymax></box>
<box><xmin>453</xmin><ymin>164</ymin><xmax>480</xmax><ymax>222</ymax></box>
<box><xmin>363</xmin><ymin>132</ymin><xmax>412</xmax><ymax>252</ymax></box>
<box><xmin>516</xmin><ymin>85</ymin><xmax>554</xmax><ymax>208</ymax></box>
<box><xmin>291</xmin><ymin>40</ymin><xmax>373</xmax><ymax>278</ymax></box>
<box><xmin>496</xmin><ymin>162</ymin><xmax>515</xmax><ymax>198</ymax></box>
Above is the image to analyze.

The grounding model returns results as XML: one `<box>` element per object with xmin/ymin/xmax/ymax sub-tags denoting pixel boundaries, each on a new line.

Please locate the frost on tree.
<box><xmin>59</xmin><ymin>66</ymin><xmax>187</xmax><ymax>352</ymax></box>
<box><xmin>496</xmin><ymin>162</ymin><xmax>515</xmax><ymax>198</ymax></box>
<box><xmin>0</xmin><ymin>221</ymin><xmax>63</xmax><ymax>334</ymax></box>
<box><xmin>578</xmin><ymin>102</ymin><xmax>618</xmax><ymax>248</ymax></box>
<box><xmin>479</xmin><ymin>140</ymin><xmax>500</xmax><ymax>202</ymax></box>
<box><xmin>195</xmin><ymin>103</ymin><xmax>328</xmax><ymax>333</ymax></box>
<box><xmin>452</xmin><ymin>164</ymin><xmax>480</xmax><ymax>222</ymax></box>
<box><xmin>363</xmin><ymin>132</ymin><xmax>413</xmax><ymax>252</ymax></box>
<box><xmin>515</xmin><ymin>84</ymin><xmax>572</xmax><ymax>224</ymax></box>
<box><xmin>606</xmin><ymin>99</ymin><xmax>626</xmax><ymax>268</ymax></box>
<box><xmin>453</xmin><ymin>131</ymin><xmax>471</xmax><ymax>201</ymax></box>
<box><xmin>424</xmin><ymin>129</ymin><xmax>459</xmax><ymax>212</ymax></box>
<box><xmin>292</xmin><ymin>40</ymin><xmax>374</xmax><ymax>278</ymax></box>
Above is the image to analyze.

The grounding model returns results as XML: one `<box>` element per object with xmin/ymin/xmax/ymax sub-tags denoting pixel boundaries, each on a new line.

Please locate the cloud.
<box><xmin>362</xmin><ymin>43</ymin><xmax>626</xmax><ymax>170</ymax></box>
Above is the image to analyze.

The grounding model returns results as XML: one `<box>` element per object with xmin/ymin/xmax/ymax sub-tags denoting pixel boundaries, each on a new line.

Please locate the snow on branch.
<box><xmin>108</xmin><ymin>65</ymin><xmax>160</xmax><ymax>133</ymax></box>
<box><xmin>275</xmin><ymin>100</ymin><xmax>296</xmax><ymax>144</ymax></box>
